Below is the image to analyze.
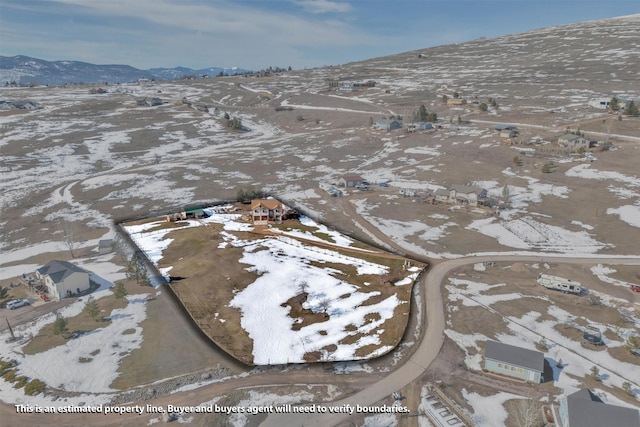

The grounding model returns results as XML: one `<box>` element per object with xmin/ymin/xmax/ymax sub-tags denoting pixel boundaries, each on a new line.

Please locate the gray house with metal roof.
<box><xmin>558</xmin><ymin>389</ymin><xmax>640</xmax><ymax>427</ymax></box>
<box><xmin>36</xmin><ymin>260</ymin><xmax>90</xmax><ymax>300</ymax></box>
<box><xmin>484</xmin><ymin>340</ymin><xmax>544</xmax><ymax>382</ymax></box>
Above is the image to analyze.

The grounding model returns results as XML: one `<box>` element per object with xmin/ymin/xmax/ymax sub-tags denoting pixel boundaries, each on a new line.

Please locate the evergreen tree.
<box><xmin>114</xmin><ymin>282</ymin><xmax>128</xmax><ymax>300</ymax></box>
<box><xmin>84</xmin><ymin>297</ymin><xmax>101</xmax><ymax>322</ymax></box>
<box><xmin>591</xmin><ymin>366</ymin><xmax>600</xmax><ymax>381</ymax></box>
<box><xmin>417</xmin><ymin>104</ymin><xmax>428</xmax><ymax>122</ymax></box>
<box><xmin>52</xmin><ymin>314</ymin><xmax>69</xmax><ymax>337</ymax></box>
<box><xmin>625</xmin><ymin>100</ymin><xmax>638</xmax><ymax>116</ymax></box>
<box><xmin>126</xmin><ymin>253</ymin><xmax>147</xmax><ymax>285</ymax></box>
<box><xmin>502</xmin><ymin>185</ymin><xmax>510</xmax><ymax>202</ymax></box>
<box><xmin>478</xmin><ymin>103</ymin><xmax>488</xmax><ymax>112</ymax></box>
<box><xmin>609</xmin><ymin>96</ymin><xmax>619</xmax><ymax>111</ymax></box>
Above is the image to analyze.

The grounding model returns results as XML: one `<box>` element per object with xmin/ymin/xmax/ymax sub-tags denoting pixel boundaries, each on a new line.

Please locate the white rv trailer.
<box><xmin>536</xmin><ymin>273</ymin><xmax>583</xmax><ymax>295</ymax></box>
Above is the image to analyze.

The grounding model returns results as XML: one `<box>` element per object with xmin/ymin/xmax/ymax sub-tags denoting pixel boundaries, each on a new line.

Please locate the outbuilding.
<box><xmin>484</xmin><ymin>340</ymin><xmax>544</xmax><ymax>383</ymax></box>
<box><xmin>339</xmin><ymin>174</ymin><xmax>364</xmax><ymax>188</ymax></box>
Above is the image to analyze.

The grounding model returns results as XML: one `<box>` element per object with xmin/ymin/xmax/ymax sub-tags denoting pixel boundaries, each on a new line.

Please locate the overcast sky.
<box><xmin>1</xmin><ymin>0</ymin><xmax>638</xmax><ymax>70</ymax></box>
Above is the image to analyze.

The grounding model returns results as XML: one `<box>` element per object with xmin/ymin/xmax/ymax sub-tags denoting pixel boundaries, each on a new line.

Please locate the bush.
<box><xmin>0</xmin><ymin>360</ymin><xmax>14</xmax><ymax>376</ymax></box>
<box><xmin>24</xmin><ymin>379</ymin><xmax>46</xmax><ymax>396</ymax></box>
<box><xmin>13</xmin><ymin>376</ymin><xmax>28</xmax><ymax>389</ymax></box>
<box><xmin>3</xmin><ymin>369</ymin><xmax>17</xmax><ymax>382</ymax></box>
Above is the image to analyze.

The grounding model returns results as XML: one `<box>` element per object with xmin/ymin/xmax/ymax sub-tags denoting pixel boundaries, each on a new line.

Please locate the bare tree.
<box><xmin>511</xmin><ymin>393</ymin><xmax>543</xmax><ymax>427</ymax></box>
<box><xmin>318</xmin><ymin>297</ymin><xmax>331</xmax><ymax>314</ymax></box>
<box><xmin>60</xmin><ymin>219</ymin><xmax>81</xmax><ymax>258</ymax></box>
<box><xmin>297</xmin><ymin>280</ymin><xmax>309</xmax><ymax>294</ymax></box>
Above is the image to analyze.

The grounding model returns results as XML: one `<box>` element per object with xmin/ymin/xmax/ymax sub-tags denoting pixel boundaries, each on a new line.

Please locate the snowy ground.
<box><xmin>443</xmin><ymin>268</ymin><xmax>640</xmax><ymax>422</ymax></box>
<box><xmin>0</xmin><ymin>286</ymin><xmax>151</xmax><ymax>407</ymax></box>
<box><xmin>123</xmin><ymin>211</ymin><xmax>420</xmax><ymax>364</ymax></box>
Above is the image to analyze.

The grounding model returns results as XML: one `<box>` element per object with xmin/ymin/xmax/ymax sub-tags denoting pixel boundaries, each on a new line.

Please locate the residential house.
<box><xmin>484</xmin><ymin>340</ymin><xmax>544</xmax><ymax>383</ymax></box>
<box><xmin>407</xmin><ymin>122</ymin><xmax>434</xmax><ymax>132</ymax></box>
<box><xmin>374</xmin><ymin>119</ymin><xmax>403</xmax><ymax>131</ymax></box>
<box><xmin>500</xmin><ymin>129</ymin><xmax>518</xmax><ymax>139</ymax></box>
<box><xmin>558</xmin><ymin>389</ymin><xmax>640</xmax><ymax>427</ymax></box>
<box><xmin>494</xmin><ymin>124</ymin><xmax>518</xmax><ymax>132</ymax></box>
<box><xmin>448</xmin><ymin>185</ymin><xmax>488</xmax><ymax>207</ymax></box>
<box><xmin>558</xmin><ymin>134</ymin><xmax>589</xmax><ymax>151</ymax></box>
<box><xmin>251</xmin><ymin>199</ymin><xmax>284</xmax><ymax>225</ymax></box>
<box><xmin>588</xmin><ymin>98</ymin><xmax>611</xmax><ymax>109</ymax></box>
<box><xmin>12</xmin><ymin>100</ymin><xmax>38</xmax><ymax>110</ymax></box>
<box><xmin>36</xmin><ymin>260</ymin><xmax>91</xmax><ymax>300</ymax></box>
<box><xmin>446</xmin><ymin>98</ymin><xmax>467</xmax><ymax>106</ymax></box>
<box><xmin>339</xmin><ymin>82</ymin><xmax>354</xmax><ymax>92</ymax></box>
<box><xmin>434</xmin><ymin>188</ymin><xmax>451</xmax><ymax>203</ymax></box>
<box><xmin>339</xmin><ymin>174</ymin><xmax>364</xmax><ymax>188</ymax></box>
<box><xmin>136</xmin><ymin>97</ymin><xmax>163</xmax><ymax>107</ymax></box>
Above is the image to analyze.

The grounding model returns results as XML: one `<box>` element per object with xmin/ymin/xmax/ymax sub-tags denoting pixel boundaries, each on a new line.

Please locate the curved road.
<box><xmin>259</xmin><ymin>254</ymin><xmax>640</xmax><ymax>427</ymax></box>
<box><xmin>1</xmin><ymin>253</ymin><xmax>639</xmax><ymax>426</ymax></box>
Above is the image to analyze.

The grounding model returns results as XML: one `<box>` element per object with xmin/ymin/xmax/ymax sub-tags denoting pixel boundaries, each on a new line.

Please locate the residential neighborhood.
<box><xmin>1</xmin><ymin>9</ymin><xmax>639</xmax><ymax>427</ymax></box>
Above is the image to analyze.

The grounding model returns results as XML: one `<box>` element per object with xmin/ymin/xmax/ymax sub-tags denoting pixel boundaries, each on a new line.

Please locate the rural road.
<box><xmin>259</xmin><ymin>254</ymin><xmax>640</xmax><ymax>427</ymax></box>
<box><xmin>1</xmin><ymin>251</ymin><xmax>639</xmax><ymax>426</ymax></box>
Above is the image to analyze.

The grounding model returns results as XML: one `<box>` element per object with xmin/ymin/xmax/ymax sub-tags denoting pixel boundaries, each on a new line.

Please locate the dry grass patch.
<box><xmin>447</xmin><ymin>303</ymin><xmax>507</xmax><ymax>338</ymax></box>
<box><xmin>608</xmin><ymin>346</ymin><xmax>640</xmax><ymax>366</ymax></box>
<box><xmin>23</xmin><ymin>295</ymin><xmax>127</xmax><ymax>355</ymax></box>
<box><xmin>492</xmin><ymin>297</ymin><xmax>553</xmax><ymax>321</ymax></box>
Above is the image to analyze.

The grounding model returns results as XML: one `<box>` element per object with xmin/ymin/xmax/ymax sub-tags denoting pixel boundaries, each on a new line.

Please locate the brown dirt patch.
<box><xmin>126</xmin><ymin>214</ymin><xmax>422</xmax><ymax>365</ymax></box>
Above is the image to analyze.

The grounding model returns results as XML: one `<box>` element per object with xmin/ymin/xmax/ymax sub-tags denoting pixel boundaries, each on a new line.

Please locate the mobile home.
<box><xmin>537</xmin><ymin>273</ymin><xmax>583</xmax><ymax>295</ymax></box>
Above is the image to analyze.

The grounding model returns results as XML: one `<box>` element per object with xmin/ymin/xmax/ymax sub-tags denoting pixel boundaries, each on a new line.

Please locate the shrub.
<box><xmin>24</xmin><ymin>379</ymin><xmax>46</xmax><ymax>396</ymax></box>
<box><xmin>0</xmin><ymin>360</ymin><xmax>14</xmax><ymax>376</ymax></box>
<box><xmin>13</xmin><ymin>376</ymin><xmax>28</xmax><ymax>389</ymax></box>
<box><xmin>3</xmin><ymin>369</ymin><xmax>17</xmax><ymax>382</ymax></box>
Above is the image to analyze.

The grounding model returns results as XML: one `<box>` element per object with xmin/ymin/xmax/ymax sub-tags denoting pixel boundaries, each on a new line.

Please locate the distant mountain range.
<box><xmin>0</xmin><ymin>55</ymin><xmax>250</xmax><ymax>85</ymax></box>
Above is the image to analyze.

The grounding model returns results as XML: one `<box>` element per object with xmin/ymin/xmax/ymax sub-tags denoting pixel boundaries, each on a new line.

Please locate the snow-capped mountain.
<box><xmin>0</xmin><ymin>55</ymin><xmax>248</xmax><ymax>85</ymax></box>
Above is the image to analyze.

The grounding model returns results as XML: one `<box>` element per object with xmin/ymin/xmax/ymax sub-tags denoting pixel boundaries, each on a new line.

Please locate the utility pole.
<box><xmin>6</xmin><ymin>317</ymin><xmax>16</xmax><ymax>341</ymax></box>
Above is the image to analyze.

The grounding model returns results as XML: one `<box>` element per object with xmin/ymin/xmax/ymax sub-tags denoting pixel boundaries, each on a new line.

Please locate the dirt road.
<box><xmin>259</xmin><ymin>254</ymin><xmax>640</xmax><ymax>427</ymax></box>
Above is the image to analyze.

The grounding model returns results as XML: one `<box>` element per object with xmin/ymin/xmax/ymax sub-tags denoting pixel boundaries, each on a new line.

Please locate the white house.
<box><xmin>588</xmin><ymin>98</ymin><xmax>611</xmax><ymax>109</ymax></box>
<box><xmin>36</xmin><ymin>260</ymin><xmax>91</xmax><ymax>300</ymax></box>
<box><xmin>448</xmin><ymin>185</ymin><xmax>488</xmax><ymax>207</ymax></box>
<box><xmin>558</xmin><ymin>134</ymin><xmax>589</xmax><ymax>151</ymax></box>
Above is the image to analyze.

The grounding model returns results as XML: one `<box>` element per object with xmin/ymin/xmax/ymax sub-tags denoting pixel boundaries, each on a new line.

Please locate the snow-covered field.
<box><xmin>123</xmin><ymin>211</ymin><xmax>420</xmax><ymax>364</ymax></box>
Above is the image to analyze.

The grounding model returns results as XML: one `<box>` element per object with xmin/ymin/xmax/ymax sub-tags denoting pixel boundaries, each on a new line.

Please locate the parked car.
<box><xmin>6</xmin><ymin>299</ymin><xmax>29</xmax><ymax>310</ymax></box>
<box><xmin>379</xmin><ymin>182</ymin><xmax>389</xmax><ymax>187</ymax></box>
<box><xmin>631</xmin><ymin>285</ymin><xmax>640</xmax><ymax>293</ymax></box>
